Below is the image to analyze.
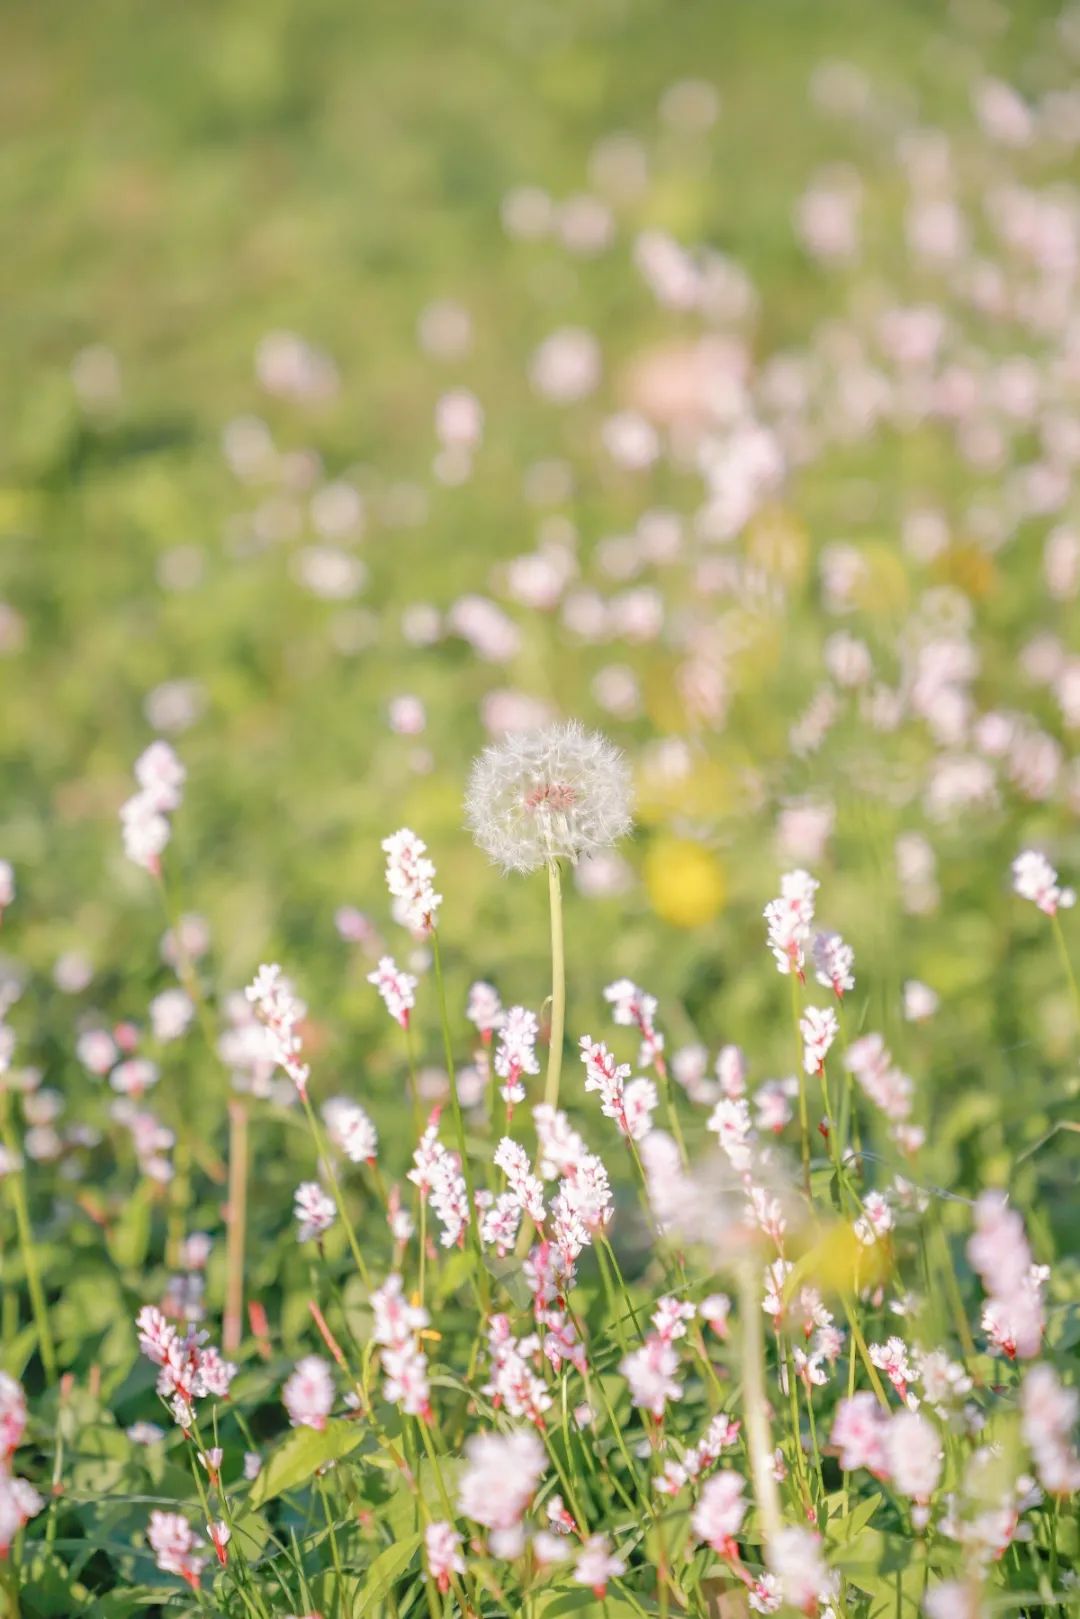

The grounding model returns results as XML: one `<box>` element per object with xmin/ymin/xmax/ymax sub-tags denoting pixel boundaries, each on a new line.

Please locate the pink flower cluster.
<box><xmin>245</xmin><ymin>963</ymin><xmax>310</xmax><ymax>1095</ymax></box>
<box><xmin>135</xmin><ymin>1306</ymin><xmax>237</xmax><ymax>1430</ymax></box>
<box><xmin>381</xmin><ymin>827</ymin><xmax>442</xmax><ymax>932</ymax></box>
<box><xmin>372</xmin><ymin>1273</ymin><xmax>431</xmax><ymax>1419</ymax></box>
<box><xmin>121</xmin><ymin>741</ymin><xmax>185</xmax><ymax>875</ymax></box>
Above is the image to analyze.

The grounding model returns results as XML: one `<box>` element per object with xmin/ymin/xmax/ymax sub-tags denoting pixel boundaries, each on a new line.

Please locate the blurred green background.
<box><xmin>1</xmin><ymin>0</ymin><xmax>1077</xmax><ymax>1225</ymax></box>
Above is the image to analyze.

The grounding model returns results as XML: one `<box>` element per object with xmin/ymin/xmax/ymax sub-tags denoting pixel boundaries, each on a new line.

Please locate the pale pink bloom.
<box><xmin>294</xmin><ymin>1181</ymin><xmax>336</xmax><ymax>1242</ymax></box>
<box><xmin>800</xmin><ymin>1005</ymin><xmax>838</xmax><ymax>1076</ymax></box>
<box><xmin>435</xmin><ymin>388</ymin><xmax>483</xmax><ymax>449</ymax></box>
<box><xmin>844</xmin><ymin>1035</ymin><xmax>914</xmax><ymax>1124</ymax></box>
<box><xmin>256</xmin><ymin>330</ymin><xmax>338</xmax><ymax>401</ymax></box>
<box><xmin>205</xmin><ymin>1519</ymin><xmax>230</xmax><ymax>1567</ymax></box>
<box><xmin>707</xmin><ymin>1097</ymin><xmax>754</xmax><ymax>1168</ymax></box>
<box><xmin>579</xmin><ymin>1036</ymin><xmax>631</xmax><ymax>1132</ymax></box>
<box><xmin>135</xmin><ymin>741</ymin><xmax>186</xmax><ymax>812</ymax></box>
<box><xmin>466</xmin><ymin>982</ymin><xmax>503</xmax><ymax>1041</ymax></box>
<box><xmin>796</xmin><ymin>170</ymin><xmax>861</xmax><ymax>264</ymax></box>
<box><xmin>812</xmin><ymin>931</ymin><xmax>854</xmax><ymax>997</ymax></box>
<box><xmin>854</xmin><ymin>1191</ymin><xmax>894</xmax><ymax>1247</ymax></box>
<box><xmin>425</xmin><ymin>1521</ymin><xmax>465</xmax><ymax>1592</ymax></box>
<box><xmin>409</xmin><ymin>1122</ymin><xmax>470</xmax><ymax>1247</ymax></box>
<box><xmin>869</xmin><ymin>1336</ymin><xmax>915</xmax><ymax>1404</ymax></box>
<box><xmin>764</xmin><ymin>870</ymin><xmax>818</xmax><ymax>978</ymax></box>
<box><xmin>494</xmin><ymin>1008</ymin><xmax>539</xmax><ymax>1105</ymax></box>
<box><xmin>533</xmin><ymin>1104</ymin><xmax>589</xmax><ymax>1179</ymax></box>
<box><xmin>968</xmin><ymin>1192</ymin><xmax>1036</xmax><ymax>1305</ymax></box>
<box><xmin>691</xmin><ymin>1470</ymin><xmax>747</xmax><ymax>1552</ymax></box>
<box><xmin>245</xmin><ymin>964</ymin><xmax>310</xmax><ymax>1093</ymax></box>
<box><xmin>493</xmin><ymin>1137</ymin><xmax>545</xmax><ymax>1223</ymax></box>
<box><xmin>147</xmin><ymin>1511</ymin><xmax>205</xmax><ymax>1587</ymax></box>
<box><xmin>653</xmin><ymin>1297</ymin><xmax>695</xmax><ymax>1342</ymax></box>
<box><xmin>887</xmin><ymin>1410</ymin><xmax>942</xmax><ymax>1501</ymax></box>
<box><xmin>529</xmin><ymin>328</ymin><xmax>601</xmax><ymax>404</ymax></box>
<box><xmin>366</xmin><ymin>956</ymin><xmax>417</xmax><ymax>1030</ymax></box>
<box><xmin>371</xmin><ymin>1271</ymin><xmax>426</xmax><ymax>1346</ymax></box>
<box><xmin>150</xmin><ymin>988</ymin><xmax>194</xmax><ymax>1043</ymax></box>
<box><xmin>121</xmin><ymin>791</ymin><xmax>171</xmax><ymax>872</ymax></box>
<box><xmin>700</xmin><ymin>1294</ymin><xmax>731</xmax><ymax>1337</ymax></box>
<box><xmin>0</xmin><ymin>1374</ymin><xmax>27</xmax><ymax>1456</ymax></box>
<box><xmin>381</xmin><ymin>1341</ymin><xmax>431</xmax><ymax>1418</ymax></box>
<box><xmin>0</xmin><ymin>1473</ymin><xmax>42</xmax><ymax>1554</ymax></box>
<box><xmin>715</xmin><ymin>1044</ymin><xmax>746</xmax><ymax>1099</ymax></box>
<box><xmin>110</xmin><ymin>1058</ymin><xmax>159</xmax><ymax>1097</ymax></box>
<box><xmin>126</xmin><ymin>1421</ymin><xmax>165</xmax><ymax>1445</ymax></box>
<box><xmin>457</xmin><ymin>1429</ymin><xmax>546</xmax><ymax>1533</ymax></box>
<box><xmin>753</xmin><ymin>1079</ymin><xmax>797</xmax><ymax>1136</ymax></box>
<box><xmin>76</xmin><ymin>1028</ymin><xmax>118</xmax><ymax>1075</ymax></box>
<box><xmin>479</xmin><ymin>1191</ymin><xmax>522</xmax><ymax>1255</ymax></box>
<box><xmin>550</xmin><ymin>1152</ymin><xmax>613</xmax><ymax>1248</ymax></box>
<box><xmin>915</xmin><ymin>1349</ymin><xmax>972</xmax><ymax>1414</ymax></box>
<box><xmin>982</xmin><ymin>1281</ymin><xmax>1047</xmax><ymax>1361</ymax></box>
<box><xmin>483</xmin><ymin>1317</ymin><xmax>550</xmax><ymax>1425</ymax></box>
<box><xmin>831</xmin><ymin>1393</ymin><xmax>889</xmax><ymax>1475</ymax></box>
<box><xmin>924</xmin><ymin>1583</ymin><xmax>987</xmax><ymax>1619</ymax></box>
<box><xmin>1012</xmin><ymin>850</ymin><xmax>1075</xmax><ymax>916</ymax></box>
<box><xmin>767</xmin><ymin>1526</ymin><xmax>835</xmax><ymax>1611</ymax></box>
<box><xmin>903</xmin><ymin>981</ymin><xmax>938</xmax><ymax>1022</ymax></box>
<box><xmin>574</xmin><ymin>1534</ymin><xmax>626</xmax><ymax>1597</ymax></box>
<box><xmin>620</xmin><ymin>1333</ymin><xmax>682</xmax><ymax>1418</ymax></box>
<box><xmin>322</xmin><ymin>1097</ymin><xmax>378</xmax><ymax>1164</ymax></box>
<box><xmin>604</xmin><ymin>979</ymin><xmax>665</xmax><ymax>1073</ymax></box>
<box><xmin>0</xmin><ymin>860</ymin><xmax>13</xmax><ymax>917</ymax></box>
<box><xmin>283</xmin><ymin>1356</ymin><xmax>334</xmax><ymax>1430</ymax></box>
<box><xmin>748</xmin><ymin>1574</ymin><xmax>782</xmax><ymax>1613</ymax></box>
<box><xmin>622</xmin><ymin>1076</ymin><xmax>658</xmax><ymax>1140</ymax></box>
<box><xmin>381</xmin><ymin>829</ymin><xmax>442</xmax><ymax>933</ymax></box>
<box><xmin>1021</xmin><ymin>1364</ymin><xmax>1080</xmax><ymax>1494</ymax></box>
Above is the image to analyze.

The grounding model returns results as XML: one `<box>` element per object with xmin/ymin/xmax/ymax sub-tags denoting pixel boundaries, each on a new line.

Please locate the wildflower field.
<box><xmin>4</xmin><ymin>0</ymin><xmax>1080</xmax><ymax>1614</ymax></box>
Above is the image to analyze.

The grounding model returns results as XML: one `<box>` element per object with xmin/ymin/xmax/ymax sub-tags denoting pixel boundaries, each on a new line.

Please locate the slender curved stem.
<box><xmin>2</xmin><ymin>1094</ymin><xmax>56</xmax><ymax>1384</ymax></box>
<box><xmin>544</xmin><ymin>860</ymin><xmax>566</xmax><ymax>1109</ymax></box>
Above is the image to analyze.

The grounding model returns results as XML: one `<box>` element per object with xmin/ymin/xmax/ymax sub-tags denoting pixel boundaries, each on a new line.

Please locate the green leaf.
<box><xmin>248</xmin><ymin>1418</ymin><xmax>367</xmax><ymax>1508</ymax></box>
<box><xmin>355</xmin><ymin>1532</ymin><xmax>422</xmax><ymax>1612</ymax></box>
<box><xmin>825</xmin><ymin>1491</ymin><xmax>882</xmax><ymax>1544</ymax></box>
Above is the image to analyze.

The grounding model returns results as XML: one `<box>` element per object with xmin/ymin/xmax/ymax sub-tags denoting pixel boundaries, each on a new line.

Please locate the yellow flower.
<box><xmin>644</xmin><ymin>838</ymin><xmax>726</xmax><ymax>928</ymax></box>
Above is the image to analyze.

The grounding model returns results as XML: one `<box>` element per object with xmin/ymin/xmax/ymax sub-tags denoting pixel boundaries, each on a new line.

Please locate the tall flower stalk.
<box><xmin>545</xmin><ymin>859</ymin><xmax>566</xmax><ymax>1109</ymax></box>
<box><xmin>466</xmin><ymin>720</ymin><xmax>632</xmax><ymax>1114</ymax></box>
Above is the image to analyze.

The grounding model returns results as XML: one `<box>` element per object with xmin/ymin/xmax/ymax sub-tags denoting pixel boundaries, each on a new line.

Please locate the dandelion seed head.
<box><xmin>465</xmin><ymin>720</ymin><xmax>632</xmax><ymax>874</ymax></box>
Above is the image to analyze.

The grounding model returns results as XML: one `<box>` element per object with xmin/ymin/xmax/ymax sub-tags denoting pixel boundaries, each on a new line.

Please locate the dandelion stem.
<box><xmin>544</xmin><ymin>859</ymin><xmax>566</xmax><ymax>1109</ymax></box>
<box><xmin>223</xmin><ymin>1098</ymin><xmax>249</xmax><ymax>1354</ymax></box>
<box><xmin>736</xmin><ymin>1261</ymin><xmax>781</xmax><ymax>1546</ymax></box>
<box><xmin>430</xmin><ymin>931</ymin><xmax>473</xmax><ymax>1206</ymax></box>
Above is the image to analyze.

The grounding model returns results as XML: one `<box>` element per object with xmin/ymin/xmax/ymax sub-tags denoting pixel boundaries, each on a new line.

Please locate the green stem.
<box><xmin>736</xmin><ymin>1261</ymin><xmax>781</xmax><ymax>1546</ymax></box>
<box><xmin>791</xmin><ymin>975</ymin><xmax>811</xmax><ymax>1194</ymax></box>
<box><xmin>544</xmin><ymin>860</ymin><xmax>566</xmax><ymax>1110</ymax></box>
<box><xmin>299</xmin><ymin>1091</ymin><xmax>371</xmax><ymax>1291</ymax></box>
<box><xmin>1051</xmin><ymin>913</ymin><xmax>1080</xmax><ymax>1035</ymax></box>
<box><xmin>223</xmin><ymin>1098</ymin><xmax>248</xmax><ymax>1354</ymax></box>
<box><xmin>1</xmin><ymin>1096</ymin><xmax>56</xmax><ymax>1384</ymax></box>
<box><xmin>430</xmin><ymin>931</ymin><xmax>473</xmax><ymax>1209</ymax></box>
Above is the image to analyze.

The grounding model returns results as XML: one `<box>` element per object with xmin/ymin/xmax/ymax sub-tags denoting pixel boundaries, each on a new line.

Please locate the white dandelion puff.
<box><xmin>464</xmin><ymin>721</ymin><xmax>632</xmax><ymax>874</ymax></box>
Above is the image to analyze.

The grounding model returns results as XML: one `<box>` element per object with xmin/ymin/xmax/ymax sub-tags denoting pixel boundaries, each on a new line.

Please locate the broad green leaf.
<box><xmin>825</xmin><ymin>1491</ymin><xmax>882</xmax><ymax>1544</ymax></box>
<box><xmin>248</xmin><ymin>1418</ymin><xmax>367</xmax><ymax>1508</ymax></box>
<box><xmin>355</xmin><ymin>1532</ymin><xmax>422</xmax><ymax>1612</ymax></box>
